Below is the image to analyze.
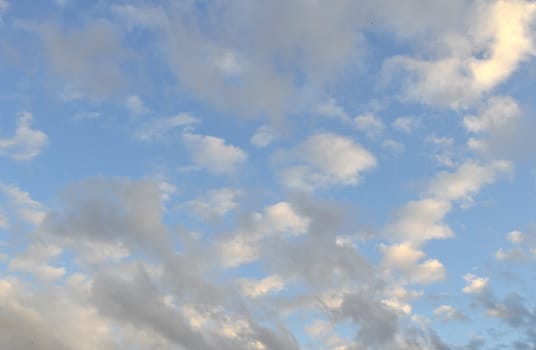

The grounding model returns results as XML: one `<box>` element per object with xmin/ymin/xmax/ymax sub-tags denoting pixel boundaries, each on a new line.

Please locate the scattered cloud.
<box><xmin>135</xmin><ymin>113</ymin><xmax>199</xmax><ymax>141</ymax></box>
<box><xmin>0</xmin><ymin>112</ymin><xmax>48</xmax><ymax>161</ymax></box>
<box><xmin>278</xmin><ymin>133</ymin><xmax>376</xmax><ymax>191</ymax></box>
<box><xmin>250</xmin><ymin>125</ymin><xmax>277</xmax><ymax>148</ymax></box>
<box><xmin>125</xmin><ymin>95</ymin><xmax>148</xmax><ymax>116</ymax></box>
<box><xmin>182</xmin><ymin>133</ymin><xmax>247</xmax><ymax>174</ymax></box>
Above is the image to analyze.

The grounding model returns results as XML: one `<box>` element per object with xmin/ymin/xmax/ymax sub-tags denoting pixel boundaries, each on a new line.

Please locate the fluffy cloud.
<box><xmin>217</xmin><ymin>201</ymin><xmax>310</xmax><ymax>267</ymax></box>
<box><xmin>8</xmin><ymin>243</ymin><xmax>65</xmax><ymax>281</ymax></box>
<box><xmin>427</xmin><ymin>160</ymin><xmax>512</xmax><ymax>202</ymax></box>
<box><xmin>388</xmin><ymin>159</ymin><xmax>512</xmax><ymax>244</ymax></box>
<box><xmin>381</xmin><ymin>243</ymin><xmax>447</xmax><ymax>284</ymax></box>
<box><xmin>392</xmin><ymin>116</ymin><xmax>420</xmax><ymax>134</ymax></box>
<box><xmin>384</xmin><ymin>0</ymin><xmax>536</xmax><ymax>108</ymax></box>
<box><xmin>386</xmin><ymin>198</ymin><xmax>453</xmax><ymax>243</ymax></box>
<box><xmin>434</xmin><ymin>305</ymin><xmax>467</xmax><ymax>321</ymax></box>
<box><xmin>354</xmin><ymin>114</ymin><xmax>384</xmax><ymax>137</ymax></box>
<box><xmin>462</xmin><ymin>273</ymin><xmax>489</xmax><ymax>294</ymax></box>
<box><xmin>0</xmin><ymin>112</ymin><xmax>48</xmax><ymax>161</ymax></box>
<box><xmin>0</xmin><ymin>182</ymin><xmax>46</xmax><ymax>226</ymax></box>
<box><xmin>278</xmin><ymin>133</ymin><xmax>376</xmax><ymax>191</ymax></box>
<box><xmin>463</xmin><ymin>96</ymin><xmax>520</xmax><ymax>133</ymax></box>
<box><xmin>239</xmin><ymin>275</ymin><xmax>284</xmax><ymax>298</ymax></box>
<box><xmin>182</xmin><ymin>133</ymin><xmax>247</xmax><ymax>174</ymax></box>
<box><xmin>187</xmin><ymin>188</ymin><xmax>241</xmax><ymax>220</ymax></box>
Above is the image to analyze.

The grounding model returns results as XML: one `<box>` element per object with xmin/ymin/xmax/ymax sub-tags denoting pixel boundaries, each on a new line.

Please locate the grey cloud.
<box><xmin>30</xmin><ymin>19</ymin><xmax>128</xmax><ymax>99</ymax></box>
<box><xmin>114</xmin><ymin>0</ymin><xmax>366</xmax><ymax>117</ymax></box>
<box><xmin>41</xmin><ymin>177</ymin><xmax>172</xmax><ymax>257</ymax></box>
<box><xmin>341</xmin><ymin>290</ymin><xmax>399</xmax><ymax>348</ymax></box>
<box><xmin>91</xmin><ymin>262</ymin><xmax>213</xmax><ymax>350</ymax></box>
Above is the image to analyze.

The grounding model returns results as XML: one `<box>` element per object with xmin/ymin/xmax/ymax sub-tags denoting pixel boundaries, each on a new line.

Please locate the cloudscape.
<box><xmin>1</xmin><ymin>1</ymin><xmax>536</xmax><ymax>349</ymax></box>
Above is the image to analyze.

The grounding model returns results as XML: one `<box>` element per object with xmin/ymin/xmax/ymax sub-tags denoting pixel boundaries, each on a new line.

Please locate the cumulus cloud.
<box><xmin>182</xmin><ymin>133</ymin><xmax>247</xmax><ymax>174</ymax></box>
<box><xmin>434</xmin><ymin>305</ymin><xmax>467</xmax><ymax>321</ymax></box>
<box><xmin>0</xmin><ymin>182</ymin><xmax>47</xmax><ymax>226</ymax></box>
<box><xmin>315</xmin><ymin>98</ymin><xmax>350</xmax><ymax>122</ymax></box>
<box><xmin>388</xmin><ymin>159</ymin><xmax>512</xmax><ymax>244</ymax></box>
<box><xmin>354</xmin><ymin>113</ymin><xmax>384</xmax><ymax>137</ymax></box>
<box><xmin>464</xmin><ymin>96</ymin><xmax>520</xmax><ymax>133</ymax></box>
<box><xmin>386</xmin><ymin>198</ymin><xmax>453</xmax><ymax>243</ymax></box>
<box><xmin>427</xmin><ymin>160</ymin><xmax>512</xmax><ymax>203</ymax></box>
<box><xmin>0</xmin><ymin>112</ymin><xmax>48</xmax><ymax>161</ymax></box>
<box><xmin>217</xmin><ymin>201</ymin><xmax>310</xmax><ymax>268</ymax></box>
<box><xmin>8</xmin><ymin>243</ymin><xmax>65</xmax><ymax>281</ymax></box>
<box><xmin>462</xmin><ymin>273</ymin><xmax>489</xmax><ymax>294</ymax></box>
<box><xmin>384</xmin><ymin>0</ymin><xmax>536</xmax><ymax>108</ymax></box>
<box><xmin>392</xmin><ymin>116</ymin><xmax>420</xmax><ymax>134</ymax></box>
<box><xmin>277</xmin><ymin>133</ymin><xmax>376</xmax><ymax>191</ymax></box>
<box><xmin>187</xmin><ymin>188</ymin><xmax>241</xmax><ymax>221</ymax></box>
<box><xmin>381</xmin><ymin>242</ymin><xmax>447</xmax><ymax>284</ymax></box>
<box><xmin>239</xmin><ymin>275</ymin><xmax>284</xmax><ymax>298</ymax></box>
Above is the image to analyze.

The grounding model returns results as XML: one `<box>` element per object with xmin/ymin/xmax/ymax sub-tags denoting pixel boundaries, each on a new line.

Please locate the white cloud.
<box><xmin>219</xmin><ymin>237</ymin><xmax>258</xmax><ymax>268</ymax></box>
<box><xmin>381</xmin><ymin>242</ymin><xmax>424</xmax><ymax>270</ymax></box>
<box><xmin>316</xmin><ymin>98</ymin><xmax>350</xmax><ymax>122</ymax></box>
<box><xmin>213</xmin><ymin>49</ymin><xmax>246</xmax><ymax>76</ymax></box>
<box><xmin>381</xmin><ymin>243</ymin><xmax>446</xmax><ymax>284</ymax></box>
<box><xmin>462</xmin><ymin>273</ymin><xmax>489</xmax><ymax>294</ymax></box>
<box><xmin>381</xmin><ymin>139</ymin><xmax>405</xmax><ymax>154</ymax></box>
<box><xmin>0</xmin><ymin>182</ymin><xmax>46</xmax><ymax>226</ymax></box>
<box><xmin>425</xmin><ymin>135</ymin><xmax>455</xmax><ymax>167</ymax></box>
<box><xmin>135</xmin><ymin>113</ymin><xmax>199</xmax><ymax>141</ymax></box>
<box><xmin>463</xmin><ymin>96</ymin><xmax>519</xmax><ymax>133</ymax></box>
<box><xmin>261</xmin><ymin>201</ymin><xmax>310</xmax><ymax>235</ymax></box>
<box><xmin>240</xmin><ymin>275</ymin><xmax>284</xmax><ymax>297</ymax></box>
<box><xmin>385</xmin><ymin>0</ymin><xmax>536</xmax><ymax>108</ymax></box>
<box><xmin>507</xmin><ymin>230</ymin><xmax>524</xmax><ymax>244</ymax></box>
<box><xmin>410</xmin><ymin>259</ymin><xmax>446</xmax><ymax>284</ymax></box>
<box><xmin>386</xmin><ymin>198</ymin><xmax>453</xmax><ymax>243</ymax></box>
<box><xmin>427</xmin><ymin>160</ymin><xmax>512</xmax><ymax>202</ymax></box>
<box><xmin>0</xmin><ymin>112</ymin><xmax>48</xmax><ymax>161</ymax></box>
<box><xmin>125</xmin><ymin>95</ymin><xmax>148</xmax><ymax>116</ymax></box>
<box><xmin>250</xmin><ymin>125</ymin><xmax>277</xmax><ymax>147</ymax></box>
<box><xmin>183</xmin><ymin>133</ymin><xmax>247</xmax><ymax>174</ymax></box>
<box><xmin>494</xmin><ymin>247</ymin><xmax>526</xmax><ymax>262</ymax></box>
<box><xmin>392</xmin><ymin>117</ymin><xmax>419</xmax><ymax>134</ymax></box>
<box><xmin>279</xmin><ymin>133</ymin><xmax>376</xmax><ymax>191</ymax></box>
<box><xmin>187</xmin><ymin>188</ymin><xmax>241</xmax><ymax>220</ymax></box>
<box><xmin>434</xmin><ymin>305</ymin><xmax>466</xmax><ymax>321</ymax></box>
<box><xmin>8</xmin><ymin>243</ymin><xmax>65</xmax><ymax>281</ymax></box>
<box><xmin>218</xmin><ymin>201</ymin><xmax>309</xmax><ymax>268</ymax></box>
<box><xmin>469</xmin><ymin>0</ymin><xmax>536</xmax><ymax>90</ymax></box>
<box><xmin>354</xmin><ymin>114</ymin><xmax>384</xmax><ymax>137</ymax></box>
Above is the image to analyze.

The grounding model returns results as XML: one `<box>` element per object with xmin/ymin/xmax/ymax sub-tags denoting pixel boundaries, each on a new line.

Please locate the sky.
<box><xmin>1</xmin><ymin>0</ymin><xmax>536</xmax><ymax>349</ymax></box>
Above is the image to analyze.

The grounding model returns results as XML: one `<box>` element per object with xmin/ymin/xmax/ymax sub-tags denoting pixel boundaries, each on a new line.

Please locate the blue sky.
<box><xmin>1</xmin><ymin>0</ymin><xmax>536</xmax><ymax>349</ymax></box>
